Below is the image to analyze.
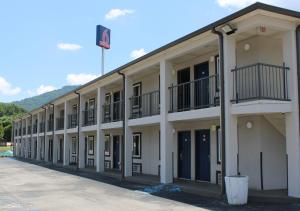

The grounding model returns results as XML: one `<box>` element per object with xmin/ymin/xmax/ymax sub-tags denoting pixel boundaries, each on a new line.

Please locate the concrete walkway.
<box><xmin>1</xmin><ymin>158</ymin><xmax>300</xmax><ymax>210</ymax></box>
<box><xmin>0</xmin><ymin>158</ymin><xmax>200</xmax><ymax>211</ymax></box>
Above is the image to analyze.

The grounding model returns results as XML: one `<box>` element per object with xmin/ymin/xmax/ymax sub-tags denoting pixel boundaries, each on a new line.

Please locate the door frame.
<box><xmin>113</xmin><ymin>135</ymin><xmax>120</xmax><ymax>170</ymax></box>
<box><xmin>195</xmin><ymin>129</ymin><xmax>211</xmax><ymax>182</ymax></box>
<box><xmin>177</xmin><ymin>130</ymin><xmax>191</xmax><ymax>180</ymax></box>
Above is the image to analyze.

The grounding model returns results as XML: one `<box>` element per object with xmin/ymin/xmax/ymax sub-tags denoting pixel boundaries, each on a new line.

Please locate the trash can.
<box><xmin>225</xmin><ymin>175</ymin><xmax>249</xmax><ymax>205</ymax></box>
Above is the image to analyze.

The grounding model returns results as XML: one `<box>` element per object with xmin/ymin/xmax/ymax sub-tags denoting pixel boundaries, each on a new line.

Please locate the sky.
<box><xmin>0</xmin><ymin>0</ymin><xmax>300</xmax><ymax>102</ymax></box>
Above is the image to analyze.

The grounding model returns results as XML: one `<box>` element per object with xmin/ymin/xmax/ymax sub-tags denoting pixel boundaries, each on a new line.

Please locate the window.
<box><xmin>72</xmin><ymin>104</ymin><xmax>77</xmax><ymax>114</ymax></box>
<box><xmin>215</xmin><ymin>55</ymin><xmax>220</xmax><ymax>92</ymax></box>
<box><xmin>72</xmin><ymin>137</ymin><xmax>77</xmax><ymax>154</ymax></box>
<box><xmin>132</xmin><ymin>82</ymin><xmax>141</xmax><ymax>107</ymax></box>
<box><xmin>105</xmin><ymin>135</ymin><xmax>111</xmax><ymax>156</ymax></box>
<box><xmin>133</xmin><ymin>133</ymin><xmax>141</xmax><ymax>158</ymax></box>
<box><xmin>88</xmin><ymin>136</ymin><xmax>94</xmax><ymax>155</ymax></box>
<box><xmin>216</xmin><ymin>127</ymin><xmax>221</xmax><ymax>164</ymax></box>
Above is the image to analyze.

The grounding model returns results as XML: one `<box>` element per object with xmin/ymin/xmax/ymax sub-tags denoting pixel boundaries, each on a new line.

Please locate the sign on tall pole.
<box><xmin>96</xmin><ymin>25</ymin><xmax>111</xmax><ymax>76</ymax></box>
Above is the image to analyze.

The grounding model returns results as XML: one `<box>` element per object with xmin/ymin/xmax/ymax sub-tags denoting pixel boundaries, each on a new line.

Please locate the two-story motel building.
<box><xmin>12</xmin><ymin>3</ymin><xmax>300</xmax><ymax>198</ymax></box>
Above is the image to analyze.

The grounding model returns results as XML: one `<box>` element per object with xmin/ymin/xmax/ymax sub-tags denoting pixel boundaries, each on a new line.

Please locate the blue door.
<box><xmin>195</xmin><ymin>129</ymin><xmax>210</xmax><ymax>181</ymax></box>
<box><xmin>49</xmin><ymin>139</ymin><xmax>53</xmax><ymax>162</ymax></box>
<box><xmin>113</xmin><ymin>136</ymin><xmax>120</xmax><ymax>170</ymax></box>
<box><xmin>178</xmin><ymin>131</ymin><xmax>191</xmax><ymax>179</ymax></box>
<box><xmin>194</xmin><ymin>62</ymin><xmax>209</xmax><ymax>108</ymax></box>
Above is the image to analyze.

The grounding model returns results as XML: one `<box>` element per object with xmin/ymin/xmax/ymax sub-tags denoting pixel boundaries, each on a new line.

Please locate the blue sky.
<box><xmin>0</xmin><ymin>0</ymin><xmax>299</xmax><ymax>102</ymax></box>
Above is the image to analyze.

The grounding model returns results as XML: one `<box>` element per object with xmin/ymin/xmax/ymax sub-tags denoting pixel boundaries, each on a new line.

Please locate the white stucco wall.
<box><xmin>238</xmin><ymin>115</ymin><xmax>287</xmax><ymax>190</ymax></box>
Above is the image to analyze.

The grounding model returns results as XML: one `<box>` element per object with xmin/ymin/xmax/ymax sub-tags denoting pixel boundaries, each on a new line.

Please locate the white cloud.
<box><xmin>217</xmin><ymin>0</ymin><xmax>300</xmax><ymax>8</ymax></box>
<box><xmin>105</xmin><ymin>8</ymin><xmax>135</xmax><ymax>20</ymax></box>
<box><xmin>36</xmin><ymin>85</ymin><xmax>56</xmax><ymax>95</ymax></box>
<box><xmin>0</xmin><ymin>76</ymin><xmax>21</xmax><ymax>96</ymax></box>
<box><xmin>57</xmin><ymin>43</ymin><xmax>82</xmax><ymax>51</ymax></box>
<box><xmin>67</xmin><ymin>73</ymin><xmax>99</xmax><ymax>85</ymax></box>
<box><xmin>130</xmin><ymin>48</ymin><xmax>146</xmax><ymax>59</ymax></box>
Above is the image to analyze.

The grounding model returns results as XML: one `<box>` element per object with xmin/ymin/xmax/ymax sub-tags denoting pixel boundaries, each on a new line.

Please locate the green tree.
<box><xmin>0</xmin><ymin>124</ymin><xmax>4</xmax><ymax>140</ymax></box>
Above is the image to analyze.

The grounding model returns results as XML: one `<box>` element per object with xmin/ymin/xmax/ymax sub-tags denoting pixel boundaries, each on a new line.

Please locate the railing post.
<box><xmin>170</xmin><ymin>84</ymin><xmax>174</xmax><ymax>112</ymax></box>
<box><xmin>149</xmin><ymin>92</ymin><xmax>152</xmax><ymax>116</ymax></box>
<box><xmin>283</xmin><ymin>62</ymin><xmax>287</xmax><ymax>99</ymax></box>
<box><xmin>257</xmin><ymin>63</ymin><xmax>262</xmax><ymax>99</ymax></box>
<box><xmin>234</xmin><ymin>66</ymin><xmax>238</xmax><ymax>103</ymax></box>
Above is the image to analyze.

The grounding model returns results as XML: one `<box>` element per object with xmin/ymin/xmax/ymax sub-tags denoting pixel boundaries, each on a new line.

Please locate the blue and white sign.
<box><xmin>96</xmin><ymin>25</ymin><xmax>111</xmax><ymax>49</ymax></box>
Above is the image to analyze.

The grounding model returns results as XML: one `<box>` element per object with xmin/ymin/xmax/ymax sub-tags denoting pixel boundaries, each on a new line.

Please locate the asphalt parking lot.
<box><xmin>1</xmin><ymin>158</ymin><xmax>300</xmax><ymax>211</ymax></box>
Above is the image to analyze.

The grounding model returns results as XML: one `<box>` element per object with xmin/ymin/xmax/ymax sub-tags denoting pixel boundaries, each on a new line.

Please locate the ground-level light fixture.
<box><xmin>246</xmin><ymin>121</ymin><xmax>253</xmax><ymax>129</ymax></box>
<box><xmin>244</xmin><ymin>43</ymin><xmax>251</xmax><ymax>51</ymax></box>
<box><xmin>221</xmin><ymin>24</ymin><xmax>237</xmax><ymax>35</ymax></box>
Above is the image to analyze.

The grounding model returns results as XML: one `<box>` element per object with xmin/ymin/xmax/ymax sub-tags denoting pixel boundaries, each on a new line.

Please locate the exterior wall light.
<box><xmin>246</xmin><ymin>121</ymin><xmax>253</xmax><ymax>129</ymax></box>
<box><xmin>221</xmin><ymin>24</ymin><xmax>237</xmax><ymax>35</ymax></box>
<box><xmin>244</xmin><ymin>43</ymin><xmax>251</xmax><ymax>51</ymax></box>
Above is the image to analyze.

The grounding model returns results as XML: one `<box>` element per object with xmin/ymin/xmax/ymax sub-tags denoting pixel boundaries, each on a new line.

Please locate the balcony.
<box><xmin>102</xmin><ymin>101</ymin><xmax>123</xmax><ymax>123</ymax></box>
<box><xmin>82</xmin><ymin>109</ymin><xmax>97</xmax><ymax>126</ymax></box>
<box><xmin>56</xmin><ymin>117</ymin><xmax>64</xmax><ymax>130</ymax></box>
<box><xmin>129</xmin><ymin>90</ymin><xmax>160</xmax><ymax>119</ymax></box>
<box><xmin>39</xmin><ymin>122</ymin><xmax>45</xmax><ymax>133</ymax></box>
<box><xmin>27</xmin><ymin>126</ymin><xmax>31</xmax><ymax>134</ymax></box>
<box><xmin>169</xmin><ymin>74</ymin><xmax>219</xmax><ymax>113</ymax></box>
<box><xmin>68</xmin><ymin>114</ymin><xmax>78</xmax><ymax>129</ymax></box>
<box><xmin>33</xmin><ymin>124</ymin><xmax>37</xmax><ymax>134</ymax></box>
<box><xmin>231</xmin><ymin>63</ymin><xmax>289</xmax><ymax>103</ymax></box>
<box><xmin>47</xmin><ymin>120</ymin><xmax>54</xmax><ymax>132</ymax></box>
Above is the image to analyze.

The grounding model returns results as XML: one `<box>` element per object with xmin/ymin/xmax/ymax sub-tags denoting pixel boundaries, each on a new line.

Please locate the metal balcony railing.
<box><xmin>129</xmin><ymin>90</ymin><xmax>160</xmax><ymax>119</ymax></box>
<box><xmin>68</xmin><ymin>114</ymin><xmax>78</xmax><ymax>129</ymax></box>
<box><xmin>27</xmin><ymin>126</ymin><xmax>31</xmax><ymax>134</ymax></box>
<box><xmin>39</xmin><ymin>122</ymin><xmax>45</xmax><ymax>133</ymax></box>
<box><xmin>33</xmin><ymin>124</ymin><xmax>37</xmax><ymax>134</ymax></box>
<box><xmin>47</xmin><ymin>120</ymin><xmax>54</xmax><ymax>132</ymax></box>
<box><xmin>56</xmin><ymin>117</ymin><xmax>64</xmax><ymax>130</ymax></box>
<box><xmin>82</xmin><ymin>109</ymin><xmax>97</xmax><ymax>126</ymax></box>
<box><xmin>169</xmin><ymin>74</ymin><xmax>219</xmax><ymax>113</ymax></box>
<box><xmin>231</xmin><ymin>63</ymin><xmax>290</xmax><ymax>103</ymax></box>
<box><xmin>102</xmin><ymin>101</ymin><xmax>123</xmax><ymax>123</ymax></box>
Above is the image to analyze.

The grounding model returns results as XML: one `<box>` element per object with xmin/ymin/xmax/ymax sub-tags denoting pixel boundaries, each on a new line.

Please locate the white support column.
<box><xmin>97</xmin><ymin>87</ymin><xmax>105</xmax><ymax>172</ymax></box>
<box><xmin>124</xmin><ymin>75</ymin><xmax>133</xmax><ymax>177</ymax></box>
<box><xmin>223</xmin><ymin>35</ymin><xmax>238</xmax><ymax>176</ymax></box>
<box><xmin>283</xmin><ymin>29</ymin><xmax>300</xmax><ymax>198</ymax></box>
<box><xmin>37</xmin><ymin>114</ymin><xmax>41</xmax><ymax>161</ymax></box>
<box><xmin>53</xmin><ymin>135</ymin><xmax>58</xmax><ymax>164</ymax></box>
<box><xmin>63</xmin><ymin>101</ymin><xmax>69</xmax><ymax>166</ymax></box>
<box><xmin>160</xmin><ymin>60</ymin><xmax>174</xmax><ymax>183</ymax></box>
<box><xmin>45</xmin><ymin>135</ymin><xmax>49</xmax><ymax>162</ymax></box>
<box><xmin>78</xmin><ymin>95</ymin><xmax>85</xmax><ymax>169</ymax></box>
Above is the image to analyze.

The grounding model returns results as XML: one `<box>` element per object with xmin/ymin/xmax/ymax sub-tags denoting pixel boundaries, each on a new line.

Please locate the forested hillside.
<box><xmin>13</xmin><ymin>85</ymin><xmax>78</xmax><ymax>111</ymax></box>
<box><xmin>0</xmin><ymin>103</ymin><xmax>26</xmax><ymax>142</ymax></box>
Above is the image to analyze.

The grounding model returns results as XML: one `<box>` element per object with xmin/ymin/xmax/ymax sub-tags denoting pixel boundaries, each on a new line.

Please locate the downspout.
<box><xmin>118</xmin><ymin>71</ymin><xmax>126</xmax><ymax>180</ymax></box>
<box><xmin>296</xmin><ymin>25</ymin><xmax>300</xmax><ymax>131</ymax></box>
<box><xmin>212</xmin><ymin>28</ymin><xmax>226</xmax><ymax>196</ymax></box>
<box><xmin>74</xmin><ymin>91</ymin><xmax>80</xmax><ymax>170</ymax></box>
<box><xmin>20</xmin><ymin>118</ymin><xmax>23</xmax><ymax>157</ymax></box>
<box><xmin>30</xmin><ymin>114</ymin><xmax>33</xmax><ymax>158</ymax></box>
<box><xmin>11</xmin><ymin>120</ymin><xmax>14</xmax><ymax>156</ymax></box>
<box><xmin>42</xmin><ymin>106</ymin><xmax>47</xmax><ymax>161</ymax></box>
<box><xmin>50</xmin><ymin>103</ymin><xmax>55</xmax><ymax>165</ymax></box>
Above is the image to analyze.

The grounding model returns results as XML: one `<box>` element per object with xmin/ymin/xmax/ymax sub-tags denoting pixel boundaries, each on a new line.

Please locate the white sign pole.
<box><xmin>101</xmin><ymin>47</ymin><xmax>104</xmax><ymax>76</ymax></box>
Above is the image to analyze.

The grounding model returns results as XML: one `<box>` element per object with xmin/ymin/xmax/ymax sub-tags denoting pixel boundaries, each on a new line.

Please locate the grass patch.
<box><xmin>0</xmin><ymin>146</ymin><xmax>12</xmax><ymax>152</ymax></box>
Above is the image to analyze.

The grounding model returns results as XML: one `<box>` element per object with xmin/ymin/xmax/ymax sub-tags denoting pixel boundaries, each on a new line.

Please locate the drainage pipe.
<box><xmin>212</xmin><ymin>28</ymin><xmax>226</xmax><ymax>196</ymax></box>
